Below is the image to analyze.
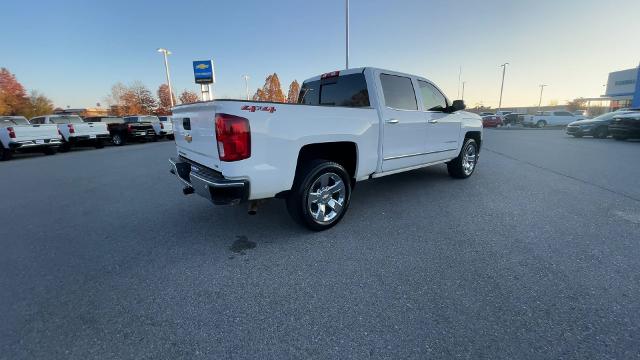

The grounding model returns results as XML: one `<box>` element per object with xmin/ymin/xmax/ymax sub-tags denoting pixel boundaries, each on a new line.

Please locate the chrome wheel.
<box><xmin>462</xmin><ymin>143</ymin><xmax>477</xmax><ymax>176</ymax></box>
<box><xmin>307</xmin><ymin>172</ymin><xmax>346</xmax><ymax>224</ymax></box>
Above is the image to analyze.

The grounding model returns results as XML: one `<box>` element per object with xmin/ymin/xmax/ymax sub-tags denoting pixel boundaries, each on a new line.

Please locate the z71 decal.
<box><xmin>241</xmin><ymin>105</ymin><xmax>277</xmax><ymax>113</ymax></box>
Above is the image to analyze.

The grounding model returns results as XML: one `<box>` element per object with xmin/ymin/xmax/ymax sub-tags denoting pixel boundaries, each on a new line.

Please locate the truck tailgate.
<box><xmin>172</xmin><ymin>104</ymin><xmax>222</xmax><ymax>171</ymax></box>
<box><xmin>13</xmin><ymin>125</ymin><xmax>59</xmax><ymax>141</ymax></box>
<box><xmin>73</xmin><ymin>122</ymin><xmax>109</xmax><ymax>136</ymax></box>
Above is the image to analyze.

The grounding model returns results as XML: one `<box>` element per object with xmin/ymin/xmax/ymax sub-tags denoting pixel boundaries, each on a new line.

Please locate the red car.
<box><xmin>482</xmin><ymin>115</ymin><xmax>503</xmax><ymax>127</ymax></box>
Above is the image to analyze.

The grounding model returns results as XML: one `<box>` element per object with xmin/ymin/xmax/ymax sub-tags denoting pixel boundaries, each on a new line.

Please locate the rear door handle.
<box><xmin>428</xmin><ymin>119</ymin><xmax>439</xmax><ymax>124</ymax></box>
<box><xmin>386</xmin><ymin>119</ymin><xmax>400</xmax><ymax>124</ymax></box>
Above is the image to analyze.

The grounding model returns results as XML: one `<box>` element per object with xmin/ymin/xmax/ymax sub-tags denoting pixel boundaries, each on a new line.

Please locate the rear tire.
<box><xmin>286</xmin><ymin>160</ymin><xmax>351</xmax><ymax>231</ymax></box>
<box><xmin>613</xmin><ymin>135</ymin><xmax>627</xmax><ymax>141</ymax></box>
<box><xmin>536</xmin><ymin>120</ymin><xmax>546</xmax><ymax>128</ymax></box>
<box><xmin>167</xmin><ymin>134</ymin><xmax>175</xmax><ymax>140</ymax></box>
<box><xmin>594</xmin><ymin>127</ymin><xmax>608</xmax><ymax>139</ymax></box>
<box><xmin>43</xmin><ymin>147</ymin><xmax>57</xmax><ymax>155</ymax></box>
<box><xmin>112</xmin><ymin>133</ymin><xmax>126</xmax><ymax>146</ymax></box>
<box><xmin>447</xmin><ymin>138</ymin><xmax>479</xmax><ymax>179</ymax></box>
<box><xmin>58</xmin><ymin>142</ymin><xmax>71</xmax><ymax>153</ymax></box>
<box><xmin>0</xmin><ymin>146</ymin><xmax>13</xmax><ymax>161</ymax></box>
<box><xmin>94</xmin><ymin>140</ymin><xmax>105</xmax><ymax>149</ymax></box>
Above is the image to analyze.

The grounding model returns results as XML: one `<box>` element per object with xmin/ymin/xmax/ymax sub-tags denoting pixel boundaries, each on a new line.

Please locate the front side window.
<box><xmin>418</xmin><ymin>80</ymin><xmax>447</xmax><ymax>111</ymax></box>
<box><xmin>380</xmin><ymin>74</ymin><xmax>417</xmax><ymax>110</ymax></box>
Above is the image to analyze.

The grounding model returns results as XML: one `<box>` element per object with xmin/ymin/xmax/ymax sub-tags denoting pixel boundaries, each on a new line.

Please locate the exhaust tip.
<box><xmin>247</xmin><ymin>200</ymin><xmax>258</xmax><ymax>215</ymax></box>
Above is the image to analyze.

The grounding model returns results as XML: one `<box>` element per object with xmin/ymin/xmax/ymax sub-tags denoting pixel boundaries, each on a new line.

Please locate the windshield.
<box><xmin>50</xmin><ymin>116</ymin><xmax>83</xmax><ymax>124</ymax></box>
<box><xmin>0</xmin><ymin>116</ymin><xmax>29</xmax><ymax>126</ymax></box>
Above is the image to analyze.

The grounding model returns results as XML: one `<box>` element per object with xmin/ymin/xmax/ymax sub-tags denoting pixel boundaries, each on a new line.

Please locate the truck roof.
<box><xmin>302</xmin><ymin>67</ymin><xmax>433</xmax><ymax>84</ymax></box>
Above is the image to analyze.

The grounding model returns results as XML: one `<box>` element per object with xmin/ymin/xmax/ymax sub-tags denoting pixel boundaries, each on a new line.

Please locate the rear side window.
<box><xmin>380</xmin><ymin>74</ymin><xmax>418</xmax><ymax>110</ymax></box>
<box><xmin>298</xmin><ymin>73</ymin><xmax>370</xmax><ymax>107</ymax></box>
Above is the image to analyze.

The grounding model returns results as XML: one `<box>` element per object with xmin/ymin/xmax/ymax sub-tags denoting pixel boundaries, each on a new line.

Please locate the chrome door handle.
<box><xmin>428</xmin><ymin>119</ymin><xmax>439</xmax><ymax>124</ymax></box>
<box><xmin>386</xmin><ymin>119</ymin><xmax>400</xmax><ymax>124</ymax></box>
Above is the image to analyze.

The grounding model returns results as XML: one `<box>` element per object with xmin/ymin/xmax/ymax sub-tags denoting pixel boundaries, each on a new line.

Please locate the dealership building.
<box><xmin>604</xmin><ymin>66</ymin><xmax>640</xmax><ymax>109</ymax></box>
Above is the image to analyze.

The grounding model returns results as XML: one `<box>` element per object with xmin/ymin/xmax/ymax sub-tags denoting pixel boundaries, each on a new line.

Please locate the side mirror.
<box><xmin>451</xmin><ymin>100</ymin><xmax>466</xmax><ymax>111</ymax></box>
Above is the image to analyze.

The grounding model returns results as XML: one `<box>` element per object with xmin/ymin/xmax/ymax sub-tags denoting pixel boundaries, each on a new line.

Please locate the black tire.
<box><xmin>286</xmin><ymin>160</ymin><xmax>352</xmax><ymax>231</ymax></box>
<box><xmin>58</xmin><ymin>142</ymin><xmax>71</xmax><ymax>153</ymax></box>
<box><xmin>536</xmin><ymin>120</ymin><xmax>546</xmax><ymax>128</ymax></box>
<box><xmin>167</xmin><ymin>134</ymin><xmax>175</xmax><ymax>140</ymax></box>
<box><xmin>447</xmin><ymin>138</ymin><xmax>479</xmax><ymax>179</ymax></box>
<box><xmin>112</xmin><ymin>133</ymin><xmax>126</xmax><ymax>146</ymax></box>
<box><xmin>0</xmin><ymin>146</ymin><xmax>13</xmax><ymax>161</ymax></box>
<box><xmin>94</xmin><ymin>140</ymin><xmax>105</xmax><ymax>149</ymax></box>
<box><xmin>152</xmin><ymin>136</ymin><xmax>159</xmax><ymax>142</ymax></box>
<box><xmin>613</xmin><ymin>136</ymin><xmax>627</xmax><ymax>141</ymax></box>
<box><xmin>594</xmin><ymin>127</ymin><xmax>608</xmax><ymax>139</ymax></box>
<box><xmin>43</xmin><ymin>147</ymin><xmax>57</xmax><ymax>155</ymax></box>
<box><xmin>572</xmin><ymin>134</ymin><xmax>583</xmax><ymax>138</ymax></box>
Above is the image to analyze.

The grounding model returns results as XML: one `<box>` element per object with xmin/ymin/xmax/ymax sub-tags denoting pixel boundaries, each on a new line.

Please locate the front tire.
<box><xmin>43</xmin><ymin>147</ymin><xmax>57</xmax><ymax>155</ymax></box>
<box><xmin>594</xmin><ymin>127</ymin><xmax>608</xmax><ymax>139</ymax></box>
<box><xmin>447</xmin><ymin>138</ymin><xmax>479</xmax><ymax>179</ymax></box>
<box><xmin>58</xmin><ymin>142</ymin><xmax>71</xmax><ymax>153</ymax></box>
<box><xmin>286</xmin><ymin>160</ymin><xmax>351</xmax><ymax>231</ymax></box>
<box><xmin>112</xmin><ymin>133</ymin><xmax>126</xmax><ymax>146</ymax></box>
<box><xmin>536</xmin><ymin>120</ymin><xmax>546</xmax><ymax>128</ymax></box>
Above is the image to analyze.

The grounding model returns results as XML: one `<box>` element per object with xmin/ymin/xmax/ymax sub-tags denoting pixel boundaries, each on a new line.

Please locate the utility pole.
<box><xmin>461</xmin><ymin>81</ymin><xmax>466</xmax><ymax>101</ymax></box>
<box><xmin>345</xmin><ymin>0</ymin><xmax>350</xmax><ymax>69</ymax></box>
<box><xmin>538</xmin><ymin>84</ymin><xmax>548</xmax><ymax>110</ymax></box>
<box><xmin>242</xmin><ymin>75</ymin><xmax>250</xmax><ymax>100</ymax></box>
<box><xmin>457</xmin><ymin>66</ymin><xmax>462</xmax><ymax>98</ymax></box>
<box><xmin>498</xmin><ymin>63</ymin><xmax>508</xmax><ymax>113</ymax></box>
<box><xmin>157</xmin><ymin>48</ymin><xmax>174</xmax><ymax>107</ymax></box>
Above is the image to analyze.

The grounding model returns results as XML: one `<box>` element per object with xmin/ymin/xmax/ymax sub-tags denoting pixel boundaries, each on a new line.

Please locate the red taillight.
<box><xmin>215</xmin><ymin>113</ymin><xmax>250</xmax><ymax>162</ymax></box>
<box><xmin>127</xmin><ymin>124</ymin><xmax>133</xmax><ymax>132</ymax></box>
<box><xmin>7</xmin><ymin>127</ymin><xmax>16</xmax><ymax>139</ymax></box>
<box><xmin>160</xmin><ymin>122</ymin><xmax>164</xmax><ymax>129</ymax></box>
<box><xmin>67</xmin><ymin>124</ymin><xmax>75</xmax><ymax>134</ymax></box>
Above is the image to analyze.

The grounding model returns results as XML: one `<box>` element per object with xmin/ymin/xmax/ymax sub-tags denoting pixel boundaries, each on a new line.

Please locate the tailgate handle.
<box><xmin>183</xmin><ymin>118</ymin><xmax>191</xmax><ymax>130</ymax></box>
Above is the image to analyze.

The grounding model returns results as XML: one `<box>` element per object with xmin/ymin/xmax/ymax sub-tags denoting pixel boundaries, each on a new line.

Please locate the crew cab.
<box><xmin>158</xmin><ymin>116</ymin><xmax>174</xmax><ymax>140</ymax></box>
<box><xmin>123</xmin><ymin>116</ymin><xmax>163</xmax><ymax>141</ymax></box>
<box><xmin>522</xmin><ymin>111</ymin><xmax>585</xmax><ymax>128</ymax></box>
<box><xmin>84</xmin><ymin>116</ymin><xmax>156</xmax><ymax>145</ymax></box>
<box><xmin>169</xmin><ymin>68</ymin><xmax>482</xmax><ymax>230</ymax></box>
<box><xmin>0</xmin><ymin>116</ymin><xmax>62</xmax><ymax>160</ymax></box>
<box><xmin>30</xmin><ymin>115</ymin><xmax>110</xmax><ymax>151</ymax></box>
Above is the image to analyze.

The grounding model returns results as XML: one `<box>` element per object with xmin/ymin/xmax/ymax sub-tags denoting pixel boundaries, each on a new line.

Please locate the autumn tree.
<box><xmin>156</xmin><ymin>84</ymin><xmax>176</xmax><ymax>115</ymax></box>
<box><xmin>106</xmin><ymin>82</ymin><xmax>157</xmax><ymax>116</ymax></box>
<box><xmin>286</xmin><ymin>80</ymin><xmax>300</xmax><ymax>103</ymax></box>
<box><xmin>0</xmin><ymin>68</ymin><xmax>29</xmax><ymax>115</ymax></box>
<box><xmin>179</xmin><ymin>90</ymin><xmax>199</xmax><ymax>104</ymax></box>
<box><xmin>252</xmin><ymin>73</ymin><xmax>285</xmax><ymax>102</ymax></box>
<box><xmin>24</xmin><ymin>91</ymin><xmax>54</xmax><ymax>118</ymax></box>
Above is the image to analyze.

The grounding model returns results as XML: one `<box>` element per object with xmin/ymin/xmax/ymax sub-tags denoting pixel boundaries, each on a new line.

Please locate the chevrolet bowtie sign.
<box><xmin>193</xmin><ymin>60</ymin><xmax>215</xmax><ymax>85</ymax></box>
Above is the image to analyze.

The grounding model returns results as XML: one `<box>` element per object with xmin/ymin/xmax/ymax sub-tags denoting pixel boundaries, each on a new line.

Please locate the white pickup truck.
<box><xmin>0</xmin><ymin>116</ymin><xmax>62</xmax><ymax>160</ymax></box>
<box><xmin>169</xmin><ymin>67</ymin><xmax>482</xmax><ymax>230</ymax></box>
<box><xmin>29</xmin><ymin>115</ymin><xmax>111</xmax><ymax>151</ymax></box>
<box><xmin>522</xmin><ymin>111</ymin><xmax>585</xmax><ymax>128</ymax></box>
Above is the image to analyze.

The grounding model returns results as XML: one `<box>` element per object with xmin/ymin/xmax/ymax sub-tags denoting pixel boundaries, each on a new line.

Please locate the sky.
<box><xmin>2</xmin><ymin>0</ymin><xmax>639</xmax><ymax>109</ymax></box>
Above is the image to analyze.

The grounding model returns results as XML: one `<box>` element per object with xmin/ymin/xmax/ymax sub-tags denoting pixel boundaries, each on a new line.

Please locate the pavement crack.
<box><xmin>484</xmin><ymin>147</ymin><xmax>640</xmax><ymax>203</ymax></box>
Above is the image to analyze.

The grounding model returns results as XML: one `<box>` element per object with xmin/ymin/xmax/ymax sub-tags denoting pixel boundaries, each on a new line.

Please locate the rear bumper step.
<box><xmin>169</xmin><ymin>157</ymin><xmax>249</xmax><ymax>205</ymax></box>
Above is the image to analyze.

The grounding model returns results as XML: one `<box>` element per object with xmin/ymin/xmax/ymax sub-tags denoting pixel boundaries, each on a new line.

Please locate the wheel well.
<box><xmin>295</xmin><ymin>141</ymin><xmax>357</xmax><ymax>180</ymax></box>
<box><xmin>465</xmin><ymin>131</ymin><xmax>482</xmax><ymax>151</ymax></box>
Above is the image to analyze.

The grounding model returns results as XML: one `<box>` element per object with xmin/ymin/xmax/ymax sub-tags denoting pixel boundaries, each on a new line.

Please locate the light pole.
<box><xmin>497</xmin><ymin>63</ymin><xmax>508</xmax><ymax>113</ymax></box>
<box><xmin>538</xmin><ymin>84</ymin><xmax>548</xmax><ymax>110</ymax></box>
<box><xmin>461</xmin><ymin>81</ymin><xmax>466</xmax><ymax>101</ymax></box>
<box><xmin>242</xmin><ymin>75</ymin><xmax>250</xmax><ymax>100</ymax></box>
<box><xmin>345</xmin><ymin>0</ymin><xmax>350</xmax><ymax>69</ymax></box>
<box><xmin>157</xmin><ymin>48</ymin><xmax>174</xmax><ymax>107</ymax></box>
<box><xmin>457</xmin><ymin>66</ymin><xmax>462</xmax><ymax>98</ymax></box>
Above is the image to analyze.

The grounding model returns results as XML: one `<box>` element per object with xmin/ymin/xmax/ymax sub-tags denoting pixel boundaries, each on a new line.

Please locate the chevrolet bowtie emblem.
<box><xmin>185</xmin><ymin>134</ymin><xmax>192</xmax><ymax>143</ymax></box>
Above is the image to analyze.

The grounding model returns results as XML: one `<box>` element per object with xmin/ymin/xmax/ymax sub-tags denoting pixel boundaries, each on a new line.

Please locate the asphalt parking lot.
<box><xmin>1</xmin><ymin>131</ymin><xmax>640</xmax><ymax>359</ymax></box>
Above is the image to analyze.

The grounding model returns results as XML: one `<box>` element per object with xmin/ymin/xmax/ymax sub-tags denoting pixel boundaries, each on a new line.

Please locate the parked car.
<box><xmin>84</xmin><ymin>116</ymin><xmax>156</xmax><ymax>145</ymax></box>
<box><xmin>609</xmin><ymin>111</ymin><xmax>640</xmax><ymax>141</ymax></box>
<box><xmin>482</xmin><ymin>115</ymin><xmax>503</xmax><ymax>127</ymax></box>
<box><xmin>123</xmin><ymin>116</ymin><xmax>163</xmax><ymax>141</ymax></box>
<box><xmin>522</xmin><ymin>111</ymin><xmax>585</xmax><ymax>128</ymax></box>
<box><xmin>168</xmin><ymin>67</ymin><xmax>482</xmax><ymax>230</ymax></box>
<box><xmin>0</xmin><ymin>116</ymin><xmax>62</xmax><ymax>161</ymax></box>
<box><xmin>29</xmin><ymin>115</ymin><xmax>110</xmax><ymax>151</ymax></box>
<box><xmin>566</xmin><ymin>111</ymin><xmax>635</xmax><ymax>138</ymax></box>
<box><xmin>573</xmin><ymin>110</ymin><xmax>588</xmax><ymax>117</ymax></box>
<box><xmin>503</xmin><ymin>113</ymin><xmax>524</xmax><ymax>125</ymax></box>
<box><xmin>158</xmin><ymin>116</ymin><xmax>174</xmax><ymax>140</ymax></box>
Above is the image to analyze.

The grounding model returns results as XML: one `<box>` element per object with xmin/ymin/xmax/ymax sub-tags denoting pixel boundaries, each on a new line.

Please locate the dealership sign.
<box><xmin>193</xmin><ymin>60</ymin><xmax>215</xmax><ymax>84</ymax></box>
